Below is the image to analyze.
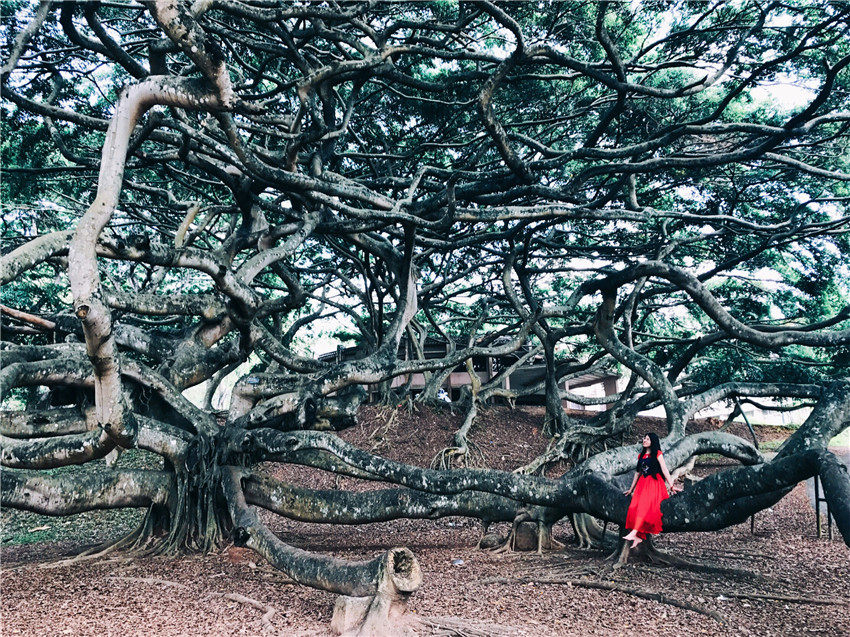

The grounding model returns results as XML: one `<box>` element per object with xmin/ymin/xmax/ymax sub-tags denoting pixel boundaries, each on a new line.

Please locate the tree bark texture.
<box><xmin>2</xmin><ymin>4</ymin><xmax>850</xmax><ymax>631</ymax></box>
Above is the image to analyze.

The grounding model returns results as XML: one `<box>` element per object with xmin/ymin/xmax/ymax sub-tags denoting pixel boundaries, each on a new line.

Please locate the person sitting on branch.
<box><xmin>623</xmin><ymin>432</ymin><xmax>675</xmax><ymax>548</ymax></box>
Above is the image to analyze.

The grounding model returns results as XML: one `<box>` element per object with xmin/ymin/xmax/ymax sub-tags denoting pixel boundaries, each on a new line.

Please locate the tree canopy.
<box><xmin>2</xmin><ymin>1</ymin><xmax>850</xmax><ymax>633</ymax></box>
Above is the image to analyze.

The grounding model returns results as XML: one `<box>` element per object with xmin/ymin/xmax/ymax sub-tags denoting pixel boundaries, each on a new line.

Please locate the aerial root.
<box><xmin>369</xmin><ymin>406</ymin><xmax>400</xmax><ymax>451</ymax></box>
<box><xmin>430</xmin><ymin>438</ymin><xmax>484</xmax><ymax>470</ymax></box>
<box><xmin>513</xmin><ymin>435</ymin><xmax>568</xmax><ymax>475</ymax></box>
<box><xmin>483</xmin><ymin>512</ymin><xmax>561</xmax><ymax>555</ymax></box>
<box><xmin>569</xmin><ymin>513</ymin><xmax>609</xmax><ymax>550</ymax></box>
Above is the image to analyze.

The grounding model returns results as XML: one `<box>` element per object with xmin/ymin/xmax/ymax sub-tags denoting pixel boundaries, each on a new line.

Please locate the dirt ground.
<box><xmin>2</xmin><ymin>405</ymin><xmax>848</xmax><ymax>637</ymax></box>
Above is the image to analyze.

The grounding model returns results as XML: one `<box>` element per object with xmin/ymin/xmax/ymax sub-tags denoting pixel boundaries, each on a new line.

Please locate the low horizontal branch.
<box><xmin>242</xmin><ymin>471</ymin><xmax>534</xmax><ymax>524</ymax></box>
<box><xmin>1</xmin><ymin>468</ymin><xmax>173</xmax><ymax>515</ymax></box>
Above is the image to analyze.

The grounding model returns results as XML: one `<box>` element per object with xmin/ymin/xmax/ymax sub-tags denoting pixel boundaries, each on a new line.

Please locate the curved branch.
<box><xmin>67</xmin><ymin>76</ymin><xmax>226</xmax><ymax>447</ymax></box>
<box><xmin>148</xmin><ymin>0</ymin><xmax>234</xmax><ymax>107</ymax></box>
<box><xmin>1</xmin><ymin>428</ymin><xmax>115</xmax><ymax>470</ymax></box>
<box><xmin>222</xmin><ymin>466</ymin><xmax>419</xmax><ymax>596</ymax></box>
<box><xmin>0</xmin><ymin>231</ymin><xmax>72</xmax><ymax>286</ymax></box>
<box><xmin>0</xmin><ymin>0</ymin><xmax>53</xmax><ymax>81</ymax></box>
<box><xmin>662</xmin><ymin>449</ymin><xmax>849</xmax><ymax>546</ymax></box>
<box><xmin>580</xmin><ymin>430</ymin><xmax>763</xmax><ymax>478</ymax></box>
<box><xmin>237</xmin><ymin>428</ymin><xmax>561</xmax><ymax>506</ymax></box>
<box><xmin>593</xmin><ymin>289</ymin><xmax>686</xmax><ymax>434</ymax></box>
<box><xmin>591</xmin><ymin>261</ymin><xmax>850</xmax><ymax>348</ymax></box>
<box><xmin>684</xmin><ymin>382</ymin><xmax>823</xmax><ymax>417</ymax></box>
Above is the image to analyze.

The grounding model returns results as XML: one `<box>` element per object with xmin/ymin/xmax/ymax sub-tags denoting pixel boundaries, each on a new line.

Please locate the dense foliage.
<box><xmin>2</xmin><ymin>1</ymin><xmax>849</xmax><ymax>632</ymax></box>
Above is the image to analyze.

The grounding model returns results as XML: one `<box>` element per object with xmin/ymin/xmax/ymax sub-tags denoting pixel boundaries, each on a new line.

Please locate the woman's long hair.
<box><xmin>644</xmin><ymin>432</ymin><xmax>662</xmax><ymax>458</ymax></box>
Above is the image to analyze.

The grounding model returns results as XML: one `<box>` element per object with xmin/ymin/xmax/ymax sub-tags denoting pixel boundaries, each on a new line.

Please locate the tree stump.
<box><xmin>331</xmin><ymin>547</ymin><xmax>422</xmax><ymax>637</ymax></box>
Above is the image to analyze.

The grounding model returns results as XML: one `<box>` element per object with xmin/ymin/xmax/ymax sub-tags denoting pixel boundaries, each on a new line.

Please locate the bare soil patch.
<box><xmin>2</xmin><ymin>405</ymin><xmax>848</xmax><ymax>636</ymax></box>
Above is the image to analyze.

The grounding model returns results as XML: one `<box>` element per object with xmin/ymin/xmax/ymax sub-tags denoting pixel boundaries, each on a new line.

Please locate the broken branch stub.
<box><xmin>331</xmin><ymin>547</ymin><xmax>423</xmax><ymax>637</ymax></box>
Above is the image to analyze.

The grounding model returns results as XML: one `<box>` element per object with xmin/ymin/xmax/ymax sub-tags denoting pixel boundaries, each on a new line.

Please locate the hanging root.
<box><xmin>569</xmin><ymin>513</ymin><xmax>610</xmax><ymax>550</ymax></box>
<box><xmin>47</xmin><ymin>432</ymin><xmax>236</xmax><ymax>566</ymax></box>
<box><xmin>369</xmin><ymin>406</ymin><xmax>400</xmax><ymax>452</ymax></box>
<box><xmin>484</xmin><ymin>510</ymin><xmax>562</xmax><ymax>555</ymax></box>
<box><xmin>515</xmin><ymin>422</ymin><xmax>634</xmax><ymax>476</ymax></box>
<box><xmin>431</xmin><ymin>395</ymin><xmax>486</xmax><ymax>470</ymax></box>
<box><xmin>140</xmin><ymin>432</ymin><xmax>232</xmax><ymax>556</ymax></box>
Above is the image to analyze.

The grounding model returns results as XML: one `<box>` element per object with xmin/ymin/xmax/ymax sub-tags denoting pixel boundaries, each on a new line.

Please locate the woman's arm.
<box><xmin>658</xmin><ymin>453</ymin><xmax>674</xmax><ymax>490</ymax></box>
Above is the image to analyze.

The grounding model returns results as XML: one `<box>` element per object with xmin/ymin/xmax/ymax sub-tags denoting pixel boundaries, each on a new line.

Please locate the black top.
<box><xmin>637</xmin><ymin>450</ymin><xmax>662</xmax><ymax>478</ymax></box>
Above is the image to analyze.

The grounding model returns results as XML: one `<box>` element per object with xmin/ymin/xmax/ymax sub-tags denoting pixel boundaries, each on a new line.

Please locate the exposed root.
<box><xmin>39</xmin><ymin>524</ymin><xmax>145</xmax><ymax>569</ymax></box>
<box><xmin>640</xmin><ymin>539</ymin><xmax>707</xmax><ymax>567</ymax></box>
<box><xmin>109</xmin><ymin>575</ymin><xmax>189</xmax><ymax>589</ymax></box>
<box><xmin>516</xmin><ymin>561</ymin><xmax>599</xmax><ymax>579</ymax></box>
<box><xmin>691</xmin><ymin>547</ymin><xmax>776</xmax><ymax>560</ymax></box>
<box><xmin>607</xmin><ymin>536</ymin><xmax>740</xmax><ymax>573</ymax></box>
<box><xmin>221</xmin><ymin>592</ymin><xmax>277</xmax><ymax>632</ymax></box>
<box><xmin>108</xmin><ymin>576</ymin><xmax>278</xmax><ymax>632</ymax></box>
<box><xmin>477</xmin><ymin>575</ymin><xmax>726</xmax><ymax>624</ymax></box>
<box><xmin>717</xmin><ymin>591</ymin><xmax>848</xmax><ymax>606</ymax></box>
<box><xmin>551</xmin><ymin>578</ymin><xmax>726</xmax><ymax>624</ymax></box>
<box><xmin>430</xmin><ymin>439</ymin><xmax>485</xmax><ymax>470</ymax></box>
<box><xmin>419</xmin><ymin>615</ymin><xmax>523</xmax><ymax>636</ymax></box>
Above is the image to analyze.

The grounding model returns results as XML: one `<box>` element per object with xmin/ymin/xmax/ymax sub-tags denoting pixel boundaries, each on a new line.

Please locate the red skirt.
<box><xmin>625</xmin><ymin>474</ymin><xmax>669</xmax><ymax>539</ymax></box>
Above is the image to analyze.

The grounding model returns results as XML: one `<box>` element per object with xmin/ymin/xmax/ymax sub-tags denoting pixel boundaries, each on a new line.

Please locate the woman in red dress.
<box><xmin>623</xmin><ymin>432</ymin><xmax>674</xmax><ymax>548</ymax></box>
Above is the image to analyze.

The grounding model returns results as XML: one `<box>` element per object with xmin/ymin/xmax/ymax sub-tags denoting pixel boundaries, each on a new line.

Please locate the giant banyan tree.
<box><xmin>2</xmin><ymin>1</ymin><xmax>850</xmax><ymax>635</ymax></box>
